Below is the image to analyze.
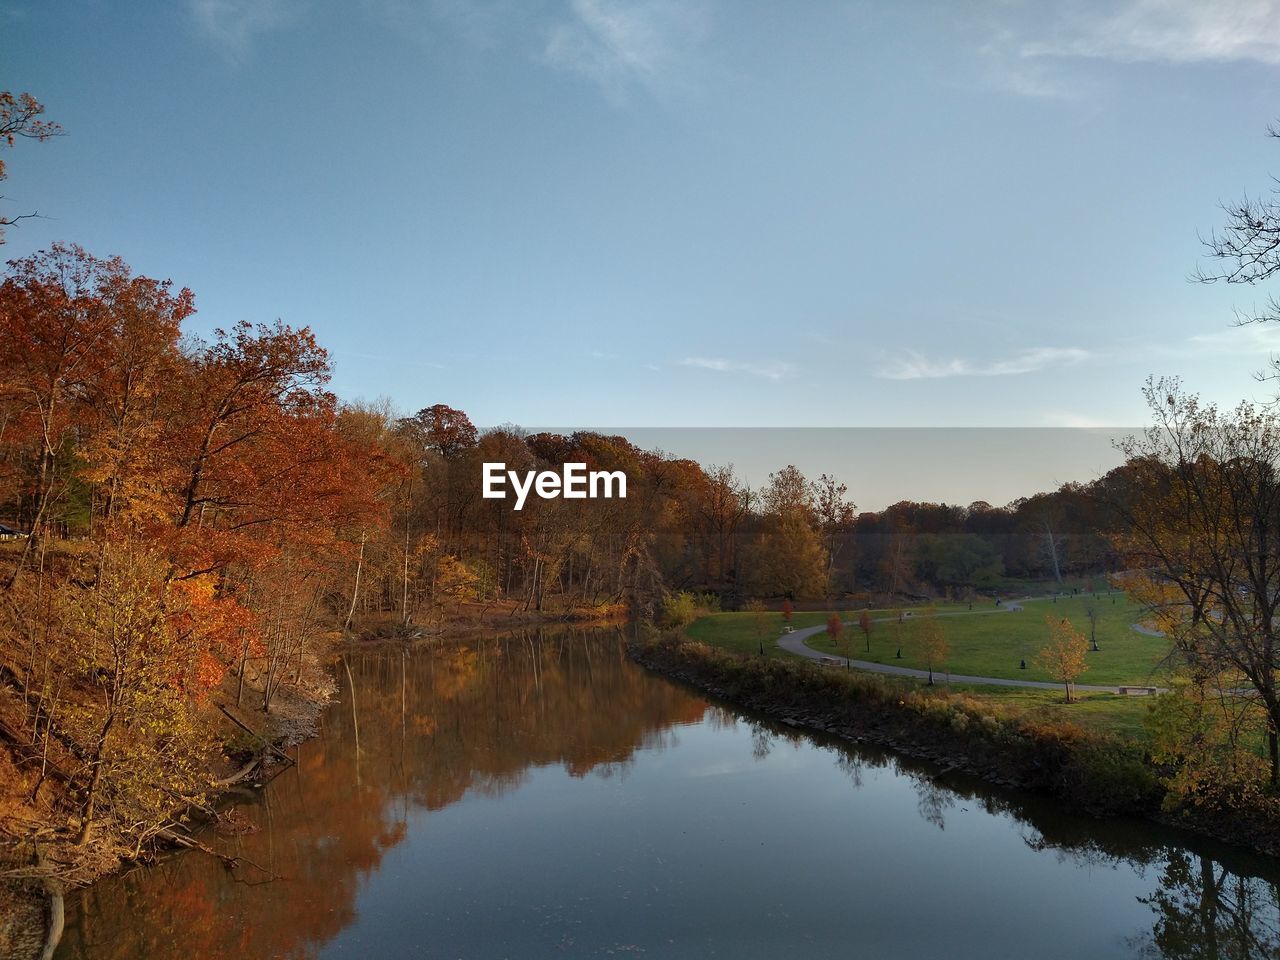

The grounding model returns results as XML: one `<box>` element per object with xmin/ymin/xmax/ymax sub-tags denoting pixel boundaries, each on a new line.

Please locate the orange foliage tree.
<box><xmin>858</xmin><ymin>608</ymin><xmax>873</xmax><ymax>653</ymax></box>
<box><xmin>825</xmin><ymin>612</ymin><xmax>843</xmax><ymax>647</ymax></box>
<box><xmin>0</xmin><ymin>245</ymin><xmax>393</xmax><ymax>851</ymax></box>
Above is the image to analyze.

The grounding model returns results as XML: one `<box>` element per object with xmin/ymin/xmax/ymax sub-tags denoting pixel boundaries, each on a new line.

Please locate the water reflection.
<box><xmin>54</xmin><ymin>630</ymin><xmax>1280</xmax><ymax>960</ymax></box>
<box><xmin>1132</xmin><ymin>851</ymin><xmax>1280</xmax><ymax>958</ymax></box>
<box><xmin>57</xmin><ymin>630</ymin><xmax>704</xmax><ymax>960</ymax></box>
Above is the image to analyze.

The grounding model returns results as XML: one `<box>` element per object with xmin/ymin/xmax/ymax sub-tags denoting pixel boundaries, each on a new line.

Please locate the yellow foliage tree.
<box><xmin>434</xmin><ymin>554</ymin><xmax>480</xmax><ymax>615</ymax></box>
<box><xmin>57</xmin><ymin>544</ymin><xmax>225</xmax><ymax>844</ymax></box>
<box><xmin>1037</xmin><ymin>615</ymin><xmax>1088</xmax><ymax>703</ymax></box>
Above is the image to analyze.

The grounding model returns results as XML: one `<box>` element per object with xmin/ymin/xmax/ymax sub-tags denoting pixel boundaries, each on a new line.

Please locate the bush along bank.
<box><xmin>629</xmin><ymin>631</ymin><xmax>1280</xmax><ymax>857</ymax></box>
<box><xmin>0</xmin><ymin>672</ymin><xmax>332</xmax><ymax>960</ymax></box>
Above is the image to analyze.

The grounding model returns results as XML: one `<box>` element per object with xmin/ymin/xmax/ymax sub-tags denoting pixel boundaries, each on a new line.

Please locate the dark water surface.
<box><xmin>54</xmin><ymin>631</ymin><xmax>1280</xmax><ymax>959</ymax></box>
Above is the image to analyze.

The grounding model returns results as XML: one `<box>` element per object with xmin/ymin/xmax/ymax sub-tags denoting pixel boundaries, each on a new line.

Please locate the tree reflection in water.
<box><xmin>52</xmin><ymin>630</ymin><xmax>1280</xmax><ymax>960</ymax></box>
<box><xmin>1132</xmin><ymin>852</ymin><xmax>1280</xmax><ymax>958</ymax></box>
<box><xmin>56</xmin><ymin>630</ymin><xmax>706</xmax><ymax>960</ymax></box>
<box><xmin>741</xmin><ymin>688</ymin><xmax>1280</xmax><ymax>956</ymax></box>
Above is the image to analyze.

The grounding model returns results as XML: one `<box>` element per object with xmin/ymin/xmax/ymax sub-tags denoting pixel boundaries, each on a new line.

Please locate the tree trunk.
<box><xmin>1270</xmin><ymin>728</ymin><xmax>1278</xmax><ymax>788</ymax></box>
<box><xmin>77</xmin><ymin>711</ymin><xmax>117</xmax><ymax>845</ymax></box>
<box><xmin>1043</xmin><ymin>520</ymin><xmax>1063</xmax><ymax>585</ymax></box>
<box><xmin>344</xmin><ymin>531</ymin><xmax>366</xmax><ymax>632</ymax></box>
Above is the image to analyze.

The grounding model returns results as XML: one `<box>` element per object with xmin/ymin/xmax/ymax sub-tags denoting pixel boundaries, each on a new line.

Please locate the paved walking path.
<box><xmin>775</xmin><ymin>599</ymin><xmax>1156</xmax><ymax>694</ymax></box>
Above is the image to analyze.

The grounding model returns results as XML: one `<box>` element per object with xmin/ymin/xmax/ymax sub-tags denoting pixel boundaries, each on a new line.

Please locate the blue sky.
<box><xmin>6</xmin><ymin>0</ymin><xmax>1280</xmax><ymax>432</ymax></box>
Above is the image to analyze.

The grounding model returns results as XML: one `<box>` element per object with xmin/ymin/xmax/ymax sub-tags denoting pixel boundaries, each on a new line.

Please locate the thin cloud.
<box><xmin>679</xmin><ymin>357</ymin><xmax>794</xmax><ymax>381</ymax></box>
<box><xmin>359</xmin><ymin>0</ymin><xmax>515</xmax><ymax>50</ymax></box>
<box><xmin>543</xmin><ymin>0</ymin><xmax>708</xmax><ymax>98</ymax></box>
<box><xmin>189</xmin><ymin>0</ymin><xmax>298</xmax><ymax>60</ymax></box>
<box><xmin>1186</xmin><ymin>323</ymin><xmax>1280</xmax><ymax>354</ymax></box>
<box><xmin>978</xmin><ymin>33</ymin><xmax>1079</xmax><ymax>99</ymax></box>
<box><xmin>1023</xmin><ymin>0</ymin><xmax>1280</xmax><ymax>65</ymax></box>
<box><xmin>982</xmin><ymin>0</ymin><xmax>1280</xmax><ymax>98</ymax></box>
<box><xmin>877</xmin><ymin>347</ymin><xmax>1090</xmax><ymax>381</ymax></box>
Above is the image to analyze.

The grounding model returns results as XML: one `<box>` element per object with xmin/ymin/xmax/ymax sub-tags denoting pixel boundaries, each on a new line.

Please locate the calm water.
<box><xmin>55</xmin><ymin>631</ymin><xmax>1280</xmax><ymax>959</ymax></box>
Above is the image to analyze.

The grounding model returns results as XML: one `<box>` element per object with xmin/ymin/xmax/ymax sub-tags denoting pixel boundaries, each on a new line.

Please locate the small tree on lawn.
<box><xmin>858</xmin><ymin>608</ymin><xmax>873</xmax><ymax>653</ymax></box>
<box><xmin>782</xmin><ymin>597</ymin><xmax>794</xmax><ymax>624</ymax></box>
<box><xmin>1038</xmin><ymin>615</ymin><xmax>1089</xmax><ymax>702</ymax></box>
<box><xmin>826</xmin><ymin>612</ymin><xmax>844</xmax><ymax>650</ymax></box>
<box><xmin>1083</xmin><ymin>598</ymin><xmax>1100</xmax><ymax>651</ymax></box>
<box><xmin>916</xmin><ymin>611</ymin><xmax>948</xmax><ymax>686</ymax></box>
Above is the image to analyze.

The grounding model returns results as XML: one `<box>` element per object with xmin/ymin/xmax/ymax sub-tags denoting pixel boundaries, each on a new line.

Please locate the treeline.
<box><xmin>311</xmin><ymin>416</ymin><xmax>1135</xmax><ymax>622</ymax></box>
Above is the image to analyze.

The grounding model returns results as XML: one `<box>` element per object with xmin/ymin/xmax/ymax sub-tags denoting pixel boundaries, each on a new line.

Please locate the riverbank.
<box><xmin>2</xmin><ymin>604</ymin><xmax>624</xmax><ymax>957</ymax></box>
<box><xmin>0</xmin><ymin>671</ymin><xmax>331</xmax><ymax>960</ymax></box>
<box><xmin>629</xmin><ymin>630</ymin><xmax>1280</xmax><ymax>858</ymax></box>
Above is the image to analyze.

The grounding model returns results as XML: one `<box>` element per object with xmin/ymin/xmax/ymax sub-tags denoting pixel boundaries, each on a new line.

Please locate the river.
<box><xmin>52</xmin><ymin>630</ymin><xmax>1280</xmax><ymax>959</ymax></box>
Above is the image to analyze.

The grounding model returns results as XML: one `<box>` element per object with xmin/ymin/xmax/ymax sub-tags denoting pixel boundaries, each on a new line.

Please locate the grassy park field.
<box><xmin>821</xmin><ymin>596</ymin><xmax>1165</xmax><ymax>685</ymax></box>
<box><xmin>684</xmin><ymin>592</ymin><xmax>1170</xmax><ymax>739</ymax></box>
<box><xmin>686</xmin><ymin>601</ymin><xmax>974</xmax><ymax>657</ymax></box>
<box><xmin>688</xmin><ymin>594</ymin><xmax>1166</xmax><ymax>684</ymax></box>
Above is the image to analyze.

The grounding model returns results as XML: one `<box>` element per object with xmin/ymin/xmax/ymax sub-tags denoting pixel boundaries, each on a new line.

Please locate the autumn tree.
<box><xmin>1115</xmin><ymin>378</ymin><xmax>1280</xmax><ymax>783</ymax></box>
<box><xmin>440</xmin><ymin>555</ymin><xmax>484</xmax><ymax>614</ymax></box>
<box><xmin>915</xmin><ymin>611</ymin><xmax>948</xmax><ymax>685</ymax></box>
<box><xmin>0</xmin><ymin>244</ymin><xmax>192</xmax><ymax>582</ymax></box>
<box><xmin>0</xmin><ymin>91</ymin><xmax>61</xmax><ymax>240</ymax></box>
<box><xmin>165</xmin><ymin>320</ymin><xmax>334</xmax><ymax>535</ymax></box>
<box><xmin>405</xmin><ymin>403</ymin><xmax>478</xmax><ymax>458</ymax></box>
<box><xmin>858</xmin><ymin>608</ymin><xmax>873</xmax><ymax>653</ymax></box>
<box><xmin>1037</xmin><ymin>615</ymin><xmax>1088</xmax><ymax>703</ymax></box>
<box><xmin>0</xmin><ymin>246</ymin><xmax>396</xmax><ymax>859</ymax></box>
<box><xmin>691</xmin><ymin>463</ymin><xmax>750</xmax><ymax>586</ymax></box>
<box><xmin>814</xmin><ymin>473</ymin><xmax>855</xmax><ymax>598</ymax></box>
<box><xmin>56</xmin><ymin>543</ymin><xmax>246</xmax><ymax>843</ymax></box>
<box><xmin>825</xmin><ymin>612</ymin><xmax>843</xmax><ymax>649</ymax></box>
<box><xmin>1146</xmin><ymin>675</ymin><xmax>1268</xmax><ymax>810</ymax></box>
<box><xmin>397</xmin><ymin>404</ymin><xmax>478</xmax><ymax>555</ymax></box>
<box><xmin>747</xmin><ymin>465</ymin><xmax>826</xmax><ymax>598</ymax></box>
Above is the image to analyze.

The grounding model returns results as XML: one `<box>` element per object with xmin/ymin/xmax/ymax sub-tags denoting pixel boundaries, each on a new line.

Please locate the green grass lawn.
<box><xmin>821</xmin><ymin>595</ymin><xmax>1168</xmax><ymax>686</ymax></box>
<box><xmin>950</xmin><ymin>685</ymin><xmax>1156</xmax><ymax>740</ymax></box>
<box><xmin>685</xmin><ymin>601</ymin><xmax>976</xmax><ymax>660</ymax></box>
<box><xmin>688</xmin><ymin>593</ymin><xmax>1169</xmax><ymax>685</ymax></box>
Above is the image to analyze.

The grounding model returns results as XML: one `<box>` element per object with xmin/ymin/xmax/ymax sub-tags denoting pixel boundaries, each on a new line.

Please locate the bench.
<box><xmin>1118</xmin><ymin>686</ymin><xmax>1158</xmax><ymax>696</ymax></box>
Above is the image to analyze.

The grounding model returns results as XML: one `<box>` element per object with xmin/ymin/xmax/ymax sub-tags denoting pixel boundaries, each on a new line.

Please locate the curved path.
<box><xmin>776</xmin><ymin>600</ymin><xmax>1155</xmax><ymax>694</ymax></box>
